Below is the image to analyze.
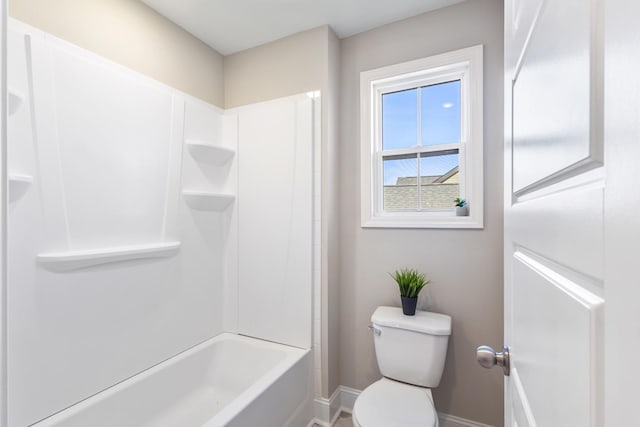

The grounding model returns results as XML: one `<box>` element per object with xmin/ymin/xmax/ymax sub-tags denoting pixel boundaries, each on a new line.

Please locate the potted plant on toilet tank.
<box><xmin>390</xmin><ymin>268</ymin><xmax>431</xmax><ymax>316</ymax></box>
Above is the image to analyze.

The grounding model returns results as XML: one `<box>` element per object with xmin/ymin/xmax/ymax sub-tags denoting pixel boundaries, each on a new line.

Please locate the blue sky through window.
<box><xmin>382</xmin><ymin>89</ymin><xmax>417</xmax><ymax>151</ymax></box>
<box><xmin>382</xmin><ymin>80</ymin><xmax>461</xmax><ymax>185</ymax></box>
<box><xmin>421</xmin><ymin>81</ymin><xmax>461</xmax><ymax>146</ymax></box>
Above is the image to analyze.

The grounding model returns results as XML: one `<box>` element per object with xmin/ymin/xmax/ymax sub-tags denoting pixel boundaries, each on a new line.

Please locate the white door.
<box><xmin>501</xmin><ymin>0</ymin><xmax>605</xmax><ymax>425</ymax></box>
<box><xmin>602</xmin><ymin>0</ymin><xmax>640</xmax><ymax>425</ymax></box>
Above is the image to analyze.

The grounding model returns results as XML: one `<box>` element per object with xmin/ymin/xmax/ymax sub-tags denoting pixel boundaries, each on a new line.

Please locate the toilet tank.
<box><xmin>371</xmin><ymin>306</ymin><xmax>451</xmax><ymax>388</ymax></box>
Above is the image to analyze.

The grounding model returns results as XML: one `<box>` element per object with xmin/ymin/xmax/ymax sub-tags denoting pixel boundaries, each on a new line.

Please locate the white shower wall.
<box><xmin>7</xmin><ymin>19</ymin><xmax>316</xmax><ymax>426</ymax></box>
<box><xmin>234</xmin><ymin>95</ymin><xmax>316</xmax><ymax>349</ymax></box>
<box><xmin>8</xmin><ymin>21</ymin><xmax>232</xmax><ymax>426</ymax></box>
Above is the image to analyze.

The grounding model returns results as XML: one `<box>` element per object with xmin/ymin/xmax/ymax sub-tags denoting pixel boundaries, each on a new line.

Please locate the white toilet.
<box><xmin>352</xmin><ymin>306</ymin><xmax>452</xmax><ymax>427</ymax></box>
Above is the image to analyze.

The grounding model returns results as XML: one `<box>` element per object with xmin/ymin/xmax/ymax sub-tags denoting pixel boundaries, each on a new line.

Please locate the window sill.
<box><xmin>361</xmin><ymin>212</ymin><xmax>483</xmax><ymax>229</ymax></box>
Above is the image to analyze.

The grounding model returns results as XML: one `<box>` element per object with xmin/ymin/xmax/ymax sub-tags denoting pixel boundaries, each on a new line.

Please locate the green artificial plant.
<box><xmin>390</xmin><ymin>268</ymin><xmax>431</xmax><ymax>298</ymax></box>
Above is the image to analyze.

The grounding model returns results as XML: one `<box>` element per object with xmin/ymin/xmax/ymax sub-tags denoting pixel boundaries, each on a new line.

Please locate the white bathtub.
<box><xmin>33</xmin><ymin>334</ymin><xmax>313</xmax><ymax>427</ymax></box>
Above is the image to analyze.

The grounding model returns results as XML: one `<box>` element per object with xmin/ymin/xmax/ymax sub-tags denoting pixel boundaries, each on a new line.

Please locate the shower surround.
<box><xmin>7</xmin><ymin>19</ymin><xmax>318</xmax><ymax>426</ymax></box>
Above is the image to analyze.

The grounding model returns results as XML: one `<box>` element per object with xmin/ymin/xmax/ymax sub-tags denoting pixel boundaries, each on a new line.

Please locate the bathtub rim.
<box><xmin>31</xmin><ymin>332</ymin><xmax>310</xmax><ymax>427</ymax></box>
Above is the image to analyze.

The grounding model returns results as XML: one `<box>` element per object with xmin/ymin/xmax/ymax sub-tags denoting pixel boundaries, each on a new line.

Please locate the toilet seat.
<box><xmin>352</xmin><ymin>378</ymin><xmax>438</xmax><ymax>427</ymax></box>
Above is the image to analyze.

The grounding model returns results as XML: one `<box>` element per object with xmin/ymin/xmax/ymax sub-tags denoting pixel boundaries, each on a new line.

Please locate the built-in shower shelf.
<box><xmin>9</xmin><ymin>173</ymin><xmax>33</xmax><ymax>185</ymax></box>
<box><xmin>186</xmin><ymin>139</ymin><xmax>235</xmax><ymax>165</ymax></box>
<box><xmin>9</xmin><ymin>173</ymin><xmax>33</xmax><ymax>201</ymax></box>
<box><xmin>9</xmin><ymin>90</ymin><xmax>24</xmax><ymax>116</ymax></box>
<box><xmin>182</xmin><ymin>190</ymin><xmax>235</xmax><ymax>211</ymax></box>
<box><xmin>36</xmin><ymin>241</ymin><xmax>181</xmax><ymax>272</ymax></box>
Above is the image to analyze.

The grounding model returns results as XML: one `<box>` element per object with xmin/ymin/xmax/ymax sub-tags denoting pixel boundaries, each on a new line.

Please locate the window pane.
<box><xmin>421</xmin><ymin>80</ymin><xmax>461</xmax><ymax>146</ymax></box>
<box><xmin>382</xmin><ymin>88</ymin><xmax>418</xmax><ymax>150</ymax></box>
<box><xmin>419</xmin><ymin>152</ymin><xmax>460</xmax><ymax>209</ymax></box>
<box><xmin>383</xmin><ymin>156</ymin><xmax>418</xmax><ymax>211</ymax></box>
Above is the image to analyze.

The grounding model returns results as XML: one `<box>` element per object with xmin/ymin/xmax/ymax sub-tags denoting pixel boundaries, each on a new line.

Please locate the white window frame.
<box><xmin>360</xmin><ymin>45</ymin><xmax>484</xmax><ymax>229</ymax></box>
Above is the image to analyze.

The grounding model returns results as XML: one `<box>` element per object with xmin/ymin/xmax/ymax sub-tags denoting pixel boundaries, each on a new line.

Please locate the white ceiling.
<box><xmin>141</xmin><ymin>0</ymin><xmax>465</xmax><ymax>55</ymax></box>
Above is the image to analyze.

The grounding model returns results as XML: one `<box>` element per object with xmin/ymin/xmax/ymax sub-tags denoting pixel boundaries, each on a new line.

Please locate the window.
<box><xmin>360</xmin><ymin>45</ymin><xmax>483</xmax><ymax>228</ymax></box>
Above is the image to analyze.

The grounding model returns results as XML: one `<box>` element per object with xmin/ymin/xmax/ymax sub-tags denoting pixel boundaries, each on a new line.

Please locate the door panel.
<box><xmin>512</xmin><ymin>251</ymin><xmax>603</xmax><ymax>427</ymax></box>
<box><xmin>510</xmin><ymin>368</ymin><xmax>536</xmax><ymax>427</ymax></box>
<box><xmin>512</xmin><ymin>0</ymin><xmax>599</xmax><ymax>194</ymax></box>
<box><xmin>505</xmin><ymin>0</ymin><xmax>604</xmax><ymax>425</ymax></box>
<box><xmin>510</xmin><ymin>173</ymin><xmax>604</xmax><ymax>280</ymax></box>
<box><xmin>510</xmin><ymin>0</ymin><xmax>543</xmax><ymax>67</ymax></box>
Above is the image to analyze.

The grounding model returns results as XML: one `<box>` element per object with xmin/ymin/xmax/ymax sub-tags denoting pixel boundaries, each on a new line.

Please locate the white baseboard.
<box><xmin>439</xmin><ymin>413</ymin><xmax>495</xmax><ymax>427</ymax></box>
<box><xmin>310</xmin><ymin>386</ymin><xmax>495</xmax><ymax>427</ymax></box>
<box><xmin>337</xmin><ymin>386</ymin><xmax>359</xmax><ymax>414</ymax></box>
<box><xmin>310</xmin><ymin>385</ymin><xmax>341</xmax><ymax>426</ymax></box>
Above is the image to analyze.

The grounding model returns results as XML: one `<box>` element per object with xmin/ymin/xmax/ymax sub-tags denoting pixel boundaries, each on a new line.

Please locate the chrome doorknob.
<box><xmin>476</xmin><ymin>345</ymin><xmax>510</xmax><ymax>376</ymax></box>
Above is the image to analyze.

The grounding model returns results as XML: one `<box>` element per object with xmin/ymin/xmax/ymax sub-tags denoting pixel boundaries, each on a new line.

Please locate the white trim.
<box><xmin>310</xmin><ymin>386</ymin><xmax>495</xmax><ymax>427</ymax></box>
<box><xmin>311</xmin><ymin>385</ymin><xmax>342</xmax><ymax>426</ymax></box>
<box><xmin>0</xmin><ymin>1</ymin><xmax>6</xmax><ymax>426</ymax></box>
<box><xmin>311</xmin><ymin>94</ymin><xmax>323</xmax><ymax>399</ymax></box>
<box><xmin>360</xmin><ymin>45</ymin><xmax>484</xmax><ymax>229</ymax></box>
<box><xmin>439</xmin><ymin>413</ymin><xmax>496</xmax><ymax>427</ymax></box>
<box><xmin>336</xmin><ymin>386</ymin><xmax>360</xmax><ymax>414</ymax></box>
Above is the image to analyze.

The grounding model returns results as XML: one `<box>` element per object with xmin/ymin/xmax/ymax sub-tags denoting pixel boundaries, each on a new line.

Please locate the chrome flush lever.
<box><xmin>476</xmin><ymin>345</ymin><xmax>510</xmax><ymax>376</ymax></box>
<box><xmin>368</xmin><ymin>325</ymin><xmax>382</xmax><ymax>336</ymax></box>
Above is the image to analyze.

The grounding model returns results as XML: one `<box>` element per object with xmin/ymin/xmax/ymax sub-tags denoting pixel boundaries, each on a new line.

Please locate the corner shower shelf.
<box><xmin>9</xmin><ymin>173</ymin><xmax>33</xmax><ymax>201</ymax></box>
<box><xmin>9</xmin><ymin>90</ymin><xmax>23</xmax><ymax>116</ymax></box>
<box><xmin>9</xmin><ymin>173</ymin><xmax>33</xmax><ymax>186</ymax></box>
<box><xmin>36</xmin><ymin>241</ymin><xmax>181</xmax><ymax>272</ymax></box>
<box><xmin>182</xmin><ymin>190</ymin><xmax>235</xmax><ymax>211</ymax></box>
<box><xmin>186</xmin><ymin>139</ymin><xmax>235</xmax><ymax>166</ymax></box>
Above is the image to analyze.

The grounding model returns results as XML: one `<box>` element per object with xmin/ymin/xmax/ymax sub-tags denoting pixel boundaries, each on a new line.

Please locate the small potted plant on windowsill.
<box><xmin>454</xmin><ymin>198</ymin><xmax>468</xmax><ymax>216</ymax></box>
<box><xmin>390</xmin><ymin>268</ymin><xmax>431</xmax><ymax>316</ymax></box>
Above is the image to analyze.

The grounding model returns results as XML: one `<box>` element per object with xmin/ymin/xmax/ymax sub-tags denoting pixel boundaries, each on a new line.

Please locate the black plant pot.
<box><xmin>401</xmin><ymin>296</ymin><xmax>418</xmax><ymax>316</ymax></box>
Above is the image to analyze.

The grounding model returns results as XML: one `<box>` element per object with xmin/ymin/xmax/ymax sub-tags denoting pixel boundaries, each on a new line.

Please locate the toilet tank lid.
<box><xmin>372</xmin><ymin>306</ymin><xmax>452</xmax><ymax>336</ymax></box>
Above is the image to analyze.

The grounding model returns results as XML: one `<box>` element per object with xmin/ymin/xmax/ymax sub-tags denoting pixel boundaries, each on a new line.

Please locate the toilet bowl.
<box><xmin>352</xmin><ymin>306</ymin><xmax>451</xmax><ymax>427</ymax></box>
<box><xmin>352</xmin><ymin>378</ymin><xmax>438</xmax><ymax>427</ymax></box>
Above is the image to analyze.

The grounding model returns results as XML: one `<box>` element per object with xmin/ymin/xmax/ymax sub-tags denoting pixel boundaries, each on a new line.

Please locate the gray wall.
<box><xmin>10</xmin><ymin>0</ymin><xmax>225</xmax><ymax>106</ymax></box>
<box><xmin>337</xmin><ymin>1</ymin><xmax>504</xmax><ymax>425</ymax></box>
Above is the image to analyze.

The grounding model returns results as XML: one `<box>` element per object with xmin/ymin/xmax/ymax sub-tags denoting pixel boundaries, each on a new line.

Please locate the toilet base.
<box><xmin>352</xmin><ymin>378</ymin><xmax>438</xmax><ymax>427</ymax></box>
<box><xmin>352</xmin><ymin>412</ymin><xmax>362</xmax><ymax>427</ymax></box>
